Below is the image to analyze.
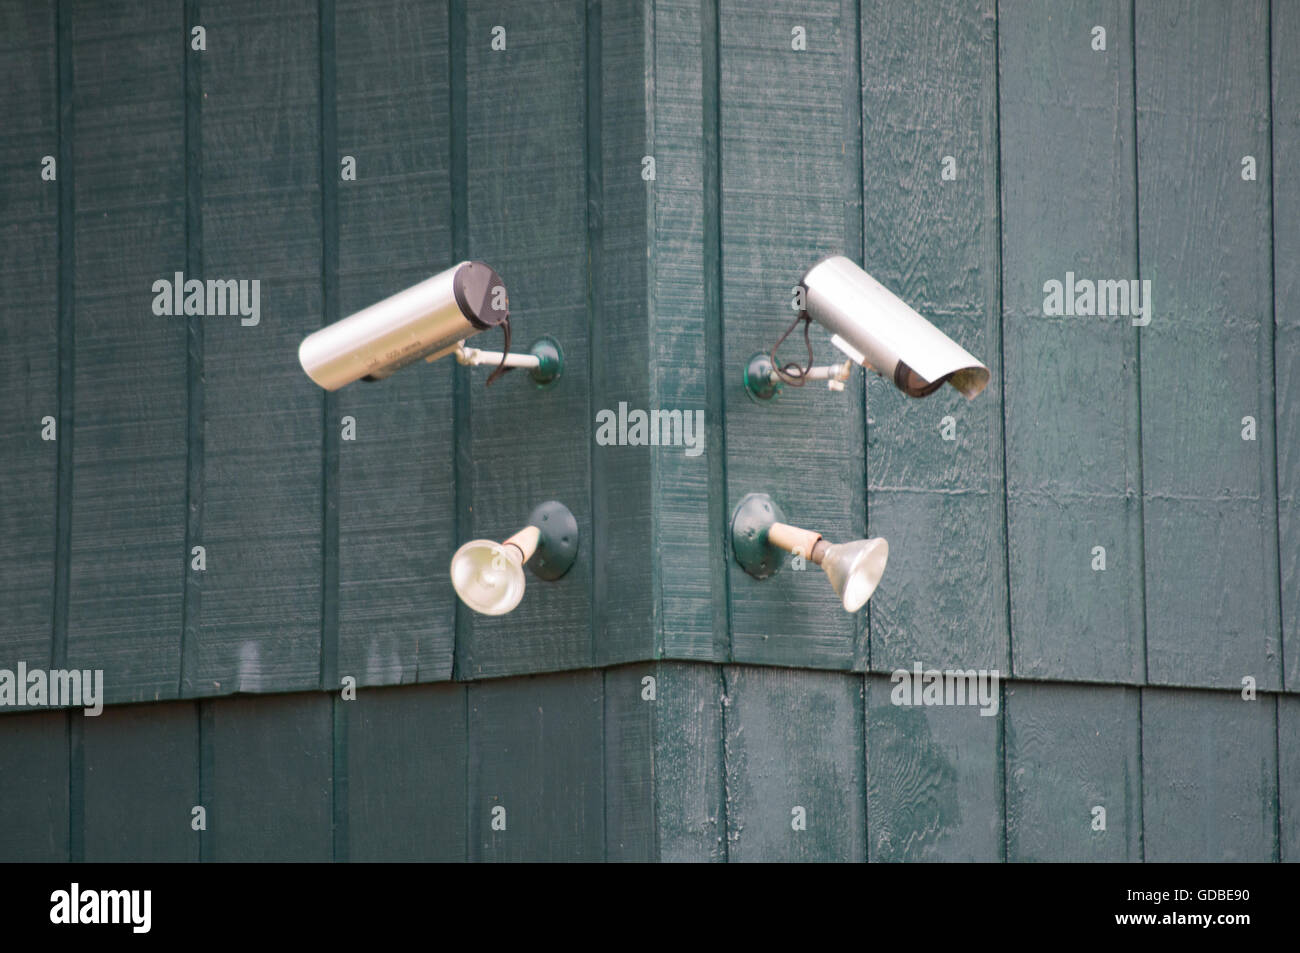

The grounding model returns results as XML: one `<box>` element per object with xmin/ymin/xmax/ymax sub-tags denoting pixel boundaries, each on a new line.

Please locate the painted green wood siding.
<box><xmin>862</xmin><ymin>0</ymin><xmax>1008</xmax><ymax>676</ymax></box>
<box><xmin>1004</xmin><ymin>681</ymin><xmax>1142</xmax><ymax>862</ymax></box>
<box><xmin>719</xmin><ymin>0</ymin><xmax>867</xmax><ymax>670</ymax></box>
<box><xmin>334</xmin><ymin>0</ymin><xmax>458</xmax><ymax>686</ymax></box>
<box><xmin>67</xmin><ymin>0</ymin><xmax>190</xmax><ymax>702</ymax></box>
<box><xmin>1278</xmin><ymin>0</ymin><xmax>1300</xmax><ymax>694</ymax></box>
<box><xmin>1000</xmin><ymin>0</ymin><xmax>1145</xmax><ymax>684</ymax></box>
<box><xmin>0</xmin><ymin>1</ymin><xmax>59</xmax><ymax>677</ymax></box>
<box><xmin>83</xmin><ymin>703</ymin><xmax>199</xmax><ymax>861</ymax></box>
<box><xmin>0</xmin><ymin>0</ymin><xmax>1296</xmax><ymax>862</ymax></box>
<box><xmin>4</xmin><ymin>664</ymin><xmax>1289</xmax><ymax>862</ymax></box>
<box><xmin>1136</xmin><ymin>1</ymin><xmax>1281</xmax><ymax>690</ymax></box>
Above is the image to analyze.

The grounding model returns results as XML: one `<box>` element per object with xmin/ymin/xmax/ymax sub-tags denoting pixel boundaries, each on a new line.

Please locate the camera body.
<box><xmin>299</xmin><ymin>260</ymin><xmax>508</xmax><ymax>391</ymax></box>
<box><xmin>800</xmin><ymin>255</ymin><xmax>989</xmax><ymax>399</ymax></box>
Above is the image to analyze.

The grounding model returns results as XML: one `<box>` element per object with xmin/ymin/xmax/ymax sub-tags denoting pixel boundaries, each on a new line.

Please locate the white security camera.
<box><xmin>799</xmin><ymin>255</ymin><xmax>989</xmax><ymax>399</ymax></box>
<box><xmin>299</xmin><ymin>260</ymin><xmax>508</xmax><ymax>390</ymax></box>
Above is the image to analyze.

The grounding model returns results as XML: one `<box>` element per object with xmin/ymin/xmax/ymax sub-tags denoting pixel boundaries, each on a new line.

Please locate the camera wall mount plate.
<box><xmin>743</xmin><ymin>352</ymin><xmax>782</xmax><ymax>402</ymax></box>
<box><xmin>528</xmin><ymin>336</ymin><xmax>564</xmax><ymax>389</ymax></box>
<box><xmin>744</xmin><ymin>350</ymin><xmax>851</xmax><ymax>401</ymax></box>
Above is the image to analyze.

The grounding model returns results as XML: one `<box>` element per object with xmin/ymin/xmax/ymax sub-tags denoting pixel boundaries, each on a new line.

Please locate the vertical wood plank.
<box><xmin>865</xmin><ymin>673</ymin><xmax>1002</xmax><ymax>861</ymax></box>
<box><xmin>467</xmin><ymin>670</ymin><xmax>604</xmax><ymax>861</ymax></box>
<box><xmin>721</xmin><ymin>0</ymin><xmax>865</xmax><ymax>669</ymax></box>
<box><xmin>458</xmin><ymin>0</ymin><xmax>593</xmax><ymax>678</ymax></box>
<box><xmin>649</xmin><ymin>0</ymin><xmax>719</xmax><ymax>661</ymax></box>
<box><xmin>602</xmin><ymin>664</ymin><xmax>657</xmax><ymax>861</ymax></box>
<box><xmin>207</xmin><ymin>692</ymin><xmax>333</xmax><ymax>861</ymax></box>
<box><xmin>334</xmin><ymin>0</ymin><xmax>457</xmax><ymax>686</ymax></box>
<box><xmin>1279</xmin><ymin>695</ymin><xmax>1300</xmax><ymax>861</ymax></box>
<box><xmin>591</xmin><ymin>0</ymin><xmax>656</xmax><ymax>667</ymax></box>
<box><xmin>1141</xmin><ymin>687</ymin><xmax>1277</xmax><ymax>861</ymax></box>
<box><xmin>1136</xmin><ymin>0</ymin><xmax>1280</xmax><ymax>689</ymax></box>
<box><xmin>1004</xmin><ymin>681</ymin><xmax>1141</xmax><ymax>861</ymax></box>
<box><xmin>1273</xmin><ymin>0</ymin><xmax>1299</xmax><ymax>691</ymax></box>
<box><xmin>998</xmin><ymin>0</ymin><xmax>1144</xmax><ymax>683</ymax></box>
<box><xmin>82</xmin><ymin>702</ymin><xmax>199</xmax><ymax>861</ymax></box>
<box><xmin>189</xmin><ymin>0</ymin><xmax>323</xmax><ymax>694</ymax></box>
<box><xmin>655</xmin><ymin>661</ymin><xmax>727</xmax><ymax>860</ymax></box>
<box><xmin>861</xmin><ymin>0</ymin><xmax>1007</xmax><ymax>675</ymax></box>
<box><xmin>65</xmin><ymin>0</ymin><xmax>188</xmax><ymax>701</ymax></box>
<box><xmin>723</xmin><ymin>666</ymin><xmax>866</xmax><ymax>861</ymax></box>
<box><xmin>603</xmin><ymin>662</ymin><xmax>728</xmax><ymax>862</ymax></box>
<box><xmin>0</xmin><ymin>1</ymin><xmax>58</xmax><ymax>672</ymax></box>
<box><xmin>345</xmin><ymin>681</ymin><xmax>467</xmax><ymax>861</ymax></box>
<box><xmin>0</xmin><ymin>710</ymin><xmax>69</xmax><ymax>861</ymax></box>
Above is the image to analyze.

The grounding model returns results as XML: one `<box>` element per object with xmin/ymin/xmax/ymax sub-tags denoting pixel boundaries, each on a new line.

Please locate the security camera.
<box><xmin>299</xmin><ymin>260</ymin><xmax>508</xmax><ymax>390</ymax></box>
<box><xmin>798</xmin><ymin>255</ymin><xmax>989</xmax><ymax>399</ymax></box>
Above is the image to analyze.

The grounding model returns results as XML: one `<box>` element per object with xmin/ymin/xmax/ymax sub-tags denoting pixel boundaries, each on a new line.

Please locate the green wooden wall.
<box><xmin>0</xmin><ymin>0</ymin><xmax>1296</xmax><ymax>861</ymax></box>
<box><xmin>0</xmin><ymin>664</ymin><xmax>1293</xmax><ymax>861</ymax></box>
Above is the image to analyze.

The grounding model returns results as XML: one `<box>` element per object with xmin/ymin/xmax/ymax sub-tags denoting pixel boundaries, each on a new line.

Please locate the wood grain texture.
<box><xmin>334</xmin><ymin>0</ymin><xmax>457</xmax><ymax>686</ymax></box>
<box><xmin>723</xmin><ymin>666</ymin><xmax>866</xmax><ymax>861</ymax></box>
<box><xmin>1135</xmin><ymin>0</ymin><xmax>1281</xmax><ymax>689</ymax></box>
<box><xmin>1273</xmin><ymin>0</ymin><xmax>1298</xmax><ymax>692</ymax></box>
<box><xmin>188</xmin><ymin>0</ymin><xmax>323</xmax><ymax>694</ymax></box>
<box><xmin>65</xmin><ymin>0</ymin><xmax>188</xmax><ymax>702</ymax></box>
<box><xmin>344</xmin><ymin>680</ymin><xmax>467</xmax><ymax>861</ymax></box>
<box><xmin>0</xmin><ymin>0</ymin><xmax>58</xmax><ymax>672</ymax></box>
<box><xmin>654</xmin><ymin>661</ymin><xmax>727</xmax><ymax>860</ymax></box>
<box><xmin>602</xmin><ymin>664</ymin><xmax>657</xmax><ymax>860</ymax></box>
<box><xmin>865</xmin><ymin>672</ymin><xmax>1002</xmax><ymax>861</ymax></box>
<box><xmin>3</xmin><ymin>0</ymin><xmax>1293</xmax><ymax>698</ymax></box>
<box><xmin>590</xmin><ymin>0</ymin><xmax>655</xmax><ymax>667</ymax></box>
<box><xmin>0</xmin><ymin>710</ymin><xmax>68</xmax><ymax>862</ymax></box>
<box><xmin>82</xmin><ymin>702</ymin><xmax>199</xmax><ymax>861</ymax></box>
<box><xmin>649</xmin><ymin>0</ymin><xmax>720</xmax><ymax>661</ymax></box>
<box><xmin>2</xmin><ymin>668</ymin><xmax>1300</xmax><ymax>862</ymax></box>
<box><xmin>998</xmin><ymin>0</ymin><xmax>1144</xmax><ymax>683</ymax></box>
<box><xmin>862</xmin><ymin>0</ymin><xmax>1008</xmax><ymax>675</ymax></box>
<box><xmin>2</xmin><ymin>0</ymin><xmax>1300</xmax><ymax>866</ymax></box>
<box><xmin>1280</xmin><ymin>695</ymin><xmax>1300</xmax><ymax>862</ymax></box>
<box><xmin>720</xmin><ymin>0</ymin><xmax>865</xmax><ymax>669</ymax></box>
<box><xmin>1141</xmin><ymin>687</ymin><xmax>1277</xmax><ymax>861</ymax></box>
<box><xmin>206</xmin><ymin>691</ymin><xmax>333</xmax><ymax>861</ymax></box>
<box><xmin>458</xmin><ymin>0</ymin><xmax>594</xmax><ymax>678</ymax></box>
<box><xmin>467</xmin><ymin>670</ymin><xmax>604</xmax><ymax>860</ymax></box>
<box><xmin>1004</xmin><ymin>681</ymin><xmax>1141</xmax><ymax>861</ymax></box>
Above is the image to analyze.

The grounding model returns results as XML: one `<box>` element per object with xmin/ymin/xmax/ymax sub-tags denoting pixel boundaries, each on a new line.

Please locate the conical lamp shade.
<box><xmin>821</xmin><ymin>537</ymin><xmax>889</xmax><ymax>612</ymax></box>
<box><xmin>450</xmin><ymin>540</ymin><xmax>526</xmax><ymax>615</ymax></box>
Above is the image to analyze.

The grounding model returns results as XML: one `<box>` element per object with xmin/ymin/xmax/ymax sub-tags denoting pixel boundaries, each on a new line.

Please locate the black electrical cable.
<box><xmin>484</xmin><ymin>315</ymin><xmax>512</xmax><ymax>386</ymax></box>
<box><xmin>770</xmin><ymin>309</ymin><xmax>815</xmax><ymax>386</ymax></box>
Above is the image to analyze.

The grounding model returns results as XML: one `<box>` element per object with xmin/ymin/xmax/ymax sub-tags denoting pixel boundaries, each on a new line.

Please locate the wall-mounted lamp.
<box><xmin>298</xmin><ymin>260</ymin><xmax>561</xmax><ymax>391</ymax></box>
<box><xmin>450</xmin><ymin>501</ymin><xmax>578</xmax><ymax>616</ymax></box>
<box><xmin>755</xmin><ymin>255</ymin><xmax>989</xmax><ymax>401</ymax></box>
<box><xmin>730</xmin><ymin>492</ymin><xmax>887</xmax><ymax>612</ymax></box>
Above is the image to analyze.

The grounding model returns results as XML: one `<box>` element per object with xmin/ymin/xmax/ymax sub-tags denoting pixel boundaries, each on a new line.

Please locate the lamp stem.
<box><xmin>503</xmin><ymin>525</ymin><xmax>541</xmax><ymax>563</ymax></box>
<box><xmin>768</xmin><ymin>522</ymin><xmax>827</xmax><ymax>564</ymax></box>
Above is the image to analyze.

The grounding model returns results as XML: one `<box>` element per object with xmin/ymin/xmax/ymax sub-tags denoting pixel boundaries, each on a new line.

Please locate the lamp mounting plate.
<box><xmin>730</xmin><ymin>492</ymin><xmax>785</xmax><ymax>579</ymax></box>
<box><xmin>526</xmin><ymin>500</ymin><xmax>578</xmax><ymax>580</ymax></box>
